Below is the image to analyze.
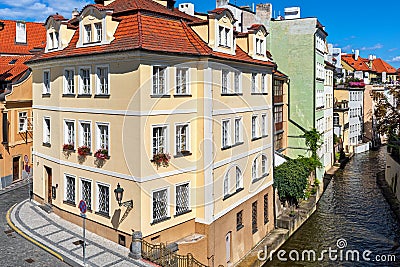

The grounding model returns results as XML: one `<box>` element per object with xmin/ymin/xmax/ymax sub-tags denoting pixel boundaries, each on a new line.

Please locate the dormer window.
<box><xmin>16</xmin><ymin>22</ymin><xmax>26</xmax><ymax>43</ymax></box>
<box><xmin>84</xmin><ymin>25</ymin><xmax>92</xmax><ymax>43</ymax></box>
<box><xmin>256</xmin><ymin>38</ymin><xmax>265</xmax><ymax>56</ymax></box>
<box><xmin>95</xmin><ymin>23</ymin><xmax>102</xmax><ymax>42</ymax></box>
<box><xmin>48</xmin><ymin>31</ymin><xmax>59</xmax><ymax>50</ymax></box>
<box><xmin>219</xmin><ymin>26</ymin><xmax>230</xmax><ymax>48</ymax></box>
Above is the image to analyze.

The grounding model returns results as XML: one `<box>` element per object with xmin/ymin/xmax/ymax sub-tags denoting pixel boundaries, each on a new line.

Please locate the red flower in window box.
<box><xmin>150</xmin><ymin>153</ymin><xmax>171</xmax><ymax>169</ymax></box>
<box><xmin>62</xmin><ymin>144</ymin><xmax>74</xmax><ymax>151</ymax></box>
<box><xmin>77</xmin><ymin>146</ymin><xmax>91</xmax><ymax>156</ymax></box>
<box><xmin>94</xmin><ymin>149</ymin><xmax>109</xmax><ymax>160</ymax></box>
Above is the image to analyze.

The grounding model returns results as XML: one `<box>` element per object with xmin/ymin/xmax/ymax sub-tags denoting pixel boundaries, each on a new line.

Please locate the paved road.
<box><xmin>0</xmin><ymin>182</ymin><xmax>68</xmax><ymax>267</ymax></box>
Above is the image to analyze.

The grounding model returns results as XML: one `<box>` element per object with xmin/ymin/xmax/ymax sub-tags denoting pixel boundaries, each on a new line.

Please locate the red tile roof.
<box><xmin>0</xmin><ymin>55</ymin><xmax>33</xmax><ymax>82</ymax></box>
<box><xmin>341</xmin><ymin>54</ymin><xmax>370</xmax><ymax>72</ymax></box>
<box><xmin>273</xmin><ymin>70</ymin><xmax>288</xmax><ymax>79</ymax></box>
<box><xmin>372</xmin><ymin>58</ymin><xmax>397</xmax><ymax>74</ymax></box>
<box><xmin>0</xmin><ymin>20</ymin><xmax>46</xmax><ymax>55</ymax></box>
<box><xmin>30</xmin><ymin>7</ymin><xmax>275</xmax><ymax>68</ymax></box>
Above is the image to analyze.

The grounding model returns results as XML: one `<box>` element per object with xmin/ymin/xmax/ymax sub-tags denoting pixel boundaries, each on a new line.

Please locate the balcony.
<box><xmin>274</xmin><ymin>95</ymin><xmax>283</xmax><ymax>104</ymax></box>
<box><xmin>334</xmin><ymin>100</ymin><xmax>349</xmax><ymax>111</ymax></box>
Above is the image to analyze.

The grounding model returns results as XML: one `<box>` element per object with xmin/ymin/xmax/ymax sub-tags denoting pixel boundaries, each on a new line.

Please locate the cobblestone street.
<box><xmin>0</xmin><ymin>182</ymin><xmax>67</xmax><ymax>267</ymax></box>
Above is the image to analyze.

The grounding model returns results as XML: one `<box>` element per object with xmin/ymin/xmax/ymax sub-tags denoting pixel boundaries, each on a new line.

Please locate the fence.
<box><xmin>142</xmin><ymin>239</ymin><xmax>208</xmax><ymax>267</ymax></box>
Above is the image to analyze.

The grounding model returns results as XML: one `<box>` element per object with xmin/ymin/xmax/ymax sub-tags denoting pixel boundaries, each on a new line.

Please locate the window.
<box><xmin>153</xmin><ymin>66</ymin><xmax>166</xmax><ymax>95</ymax></box>
<box><xmin>252</xmin><ymin>201</ymin><xmax>258</xmax><ymax>234</ymax></box>
<box><xmin>64</xmin><ymin>120</ymin><xmax>75</xmax><ymax>147</ymax></box>
<box><xmin>236</xmin><ymin>210</ymin><xmax>243</xmax><ymax>231</ymax></box>
<box><xmin>264</xmin><ymin>194</ymin><xmax>269</xmax><ymax>224</ymax></box>
<box><xmin>94</xmin><ymin>23</ymin><xmax>102</xmax><ymax>42</ymax></box>
<box><xmin>256</xmin><ymin>38</ymin><xmax>264</xmax><ymax>55</ymax></box>
<box><xmin>49</xmin><ymin>32</ymin><xmax>59</xmax><ymax>50</ymax></box>
<box><xmin>97</xmin><ymin>183</ymin><xmax>110</xmax><ymax>215</ymax></box>
<box><xmin>234</xmin><ymin>118</ymin><xmax>242</xmax><ymax>144</ymax></box>
<box><xmin>81</xmin><ymin>179</ymin><xmax>92</xmax><ymax>210</ymax></box>
<box><xmin>261</xmin><ymin>74</ymin><xmax>267</xmax><ymax>93</ymax></box>
<box><xmin>234</xmin><ymin>72</ymin><xmax>241</xmax><ymax>93</ymax></box>
<box><xmin>222</xmin><ymin>120</ymin><xmax>230</xmax><ymax>148</ymax></box>
<box><xmin>96</xmin><ymin>123</ymin><xmax>109</xmax><ymax>150</ymax></box>
<box><xmin>176</xmin><ymin>124</ymin><xmax>189</xmax><ymax>154</ymax></box>
<box><xmin>274</xmin><ymin>79</ymin><xmax>283</xmax><ymax>96</ymax></box>
<box><xmin>261</xmin><ymin>155</ymin><xmax>268</xmax><ymax>176</ymax></box>
<box><xmin>261</xmin><ymin>114</ymin><xmax>267</xmax><ymax>136</ymax></box>
<box><xmin>252</xmin><ymin>158</ymin><xmax>258</xmax><ymax>181</ymax></box>
<box><xmin>96</xmin><ymin>66</ymin><xmax>109</xmax><ymax>95</ymax></box>
<box><xmin>218</xmin><ymin>26</ymin><xmax>230</xmax><ymax>47</ymax></box>
<box><xmin>79</xmin><ymin>68</ymin><xmax>91</xmax><ymax>94</ymax></box>
<box><xmin>54</xmin><ymin>32</ymin><xmax>59</xmax><ymax>48</ymax></box>
<box><xmin>252</xmin><ymin>115</ymin><xmax>258</xmax><ymax>139</ymax></box>
<box><xmin>79</xmin><ymin>121</ymin><xmax>91</xmax><ymax>149</ymax></box>
<box><xmin>65</xmin><ymin>174</ymin><xmax>76</xmax><ymax>204</ymax></box>
<box><xmin>64</xmin><ymin>69</ymin><xmax>75</xmax><ymax>94</ymax></box>
<box><xmin>16</xmin><ymin>22</ymin><xmax>26</xmax><ymax>43</ymax></box>
<box><xmin>18</xmin><ymin>112</ymin><xmax>28</xmax><ymax>132</ymax></box>
<box><xmin>152</xmin><ymin>188</ymin><xmax>169</xmax><ymax>223</ymax></box>
<box><xmin>235</xmin><ymin>167</ymin><xmax>243</xmax><ymax>190</ymax></box>
<box><xmin>43</xmin><ymin>70</ymin><xmax>50</xmax><ymax>94</ymax></box>
<box><xmin>153</xmin><ymin>126</ymin><xmax>167</xmax><ymax>155</ymax></box>
<box><xmin>175</xmin><ymin>183</ymin><xmax>190</xmax><ymax>215</ymax></box>
<box><xmin>84</xmin><ymin>24</ymin><xmax>92</xmax><ymax>43</ymax></box>
<box><xmin>223</xmin><ymin>173</ymin><xmax>229</xmax><ymax>197</ymax></box>
<box><xmin>274</xmin><ymin>106</ymin><xmax>283</xmax><ymax>124</ymax></box>
<box><xmin>251</xmin><ymin>73</ymin><xmax>257</xmax><ymax>93</ymax></box>
<box><xmin>176</xmin><ymin>68</ymin><xmax>188</xmax><ymax>94</ymax></box>
<box><xmin>222</xmin><ymin>70</ymin><xmax>229</xmax><ymax>94</ymax></box>
<box><xmin>43</xmin><ymin>117</ymin><xmax>51</xmax><ymax>144</ymax></box>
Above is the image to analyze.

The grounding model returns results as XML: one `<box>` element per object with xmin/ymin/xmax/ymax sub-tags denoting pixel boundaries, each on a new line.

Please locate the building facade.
<box><xmin>29</xmin><ymin>1</ymin><xmax>278</xmax><ymax>266</ymax></box>
<box><xmin>0</xmin><ymin>20</ymin><xmax>45</xmax><ymax>188</ymax></box>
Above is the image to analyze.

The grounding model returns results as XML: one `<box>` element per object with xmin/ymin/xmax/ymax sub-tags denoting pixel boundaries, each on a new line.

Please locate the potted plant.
<box><xmin>63</xmin><ymin>144</ymin><xmax>74</xmax><ymax>151</ymax></box>
<box><xmin>150</xmin><ymin>152</ymin><xmax>171</xmax><ymax>169</ymax></box>
<box><xmin>94</xmin><ymin>149</ymin><xmax>109</xmax><ymax>160</ymax></box>
<box><xmin>77</xmin><ymin>145</ymin><xmax>91</xmax><ymax>157</ymax></box>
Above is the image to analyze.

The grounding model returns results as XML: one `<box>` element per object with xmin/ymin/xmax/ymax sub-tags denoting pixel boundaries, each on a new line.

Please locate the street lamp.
<box><xmin>114</xmin><ymin>183</ymin><xmax>133</xmax><ymax>208</ymax></box>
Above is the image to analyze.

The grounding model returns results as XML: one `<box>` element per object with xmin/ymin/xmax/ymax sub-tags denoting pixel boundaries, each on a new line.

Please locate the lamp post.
<box><xmin>114</xmin><ymin>183</ymin><xmax>133</xmax><ymax>208</ymax></box>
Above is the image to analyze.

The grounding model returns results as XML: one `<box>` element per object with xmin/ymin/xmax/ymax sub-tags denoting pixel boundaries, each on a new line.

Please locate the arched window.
<box><xmin>261</xmin><ymin>155</ymin><xmax>268</xmax><ymax>176</ymax></box>
<box><xmin>236</xmin><ymin>167</ymin><xmax>243</xmax><ymax>190</ymax></box>
<box><xmin>252</xmin><ymin>159</ymin><xmax>257</xmax><ymax>181</ymax></box>
<box><xmin>223</xmin><ymin>173</ymin><xmax>229</xmax><ymax>197</ymax></box>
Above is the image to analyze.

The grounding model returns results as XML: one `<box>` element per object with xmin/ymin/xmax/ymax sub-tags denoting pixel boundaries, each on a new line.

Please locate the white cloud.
<box><xmin>388</xmin><ymin>56</ymin><xmax>400</xmax><ymax>63</ymax></box>
<box><xmin>360</xmin><ymin>43</ymin><xmax>383</xmax><ymax>51</ymax></box>
<box><xmin>0</xmin><ymin>0</ymin><xmax>90</xmax><ymax>22</ymax></box>
<box><xmin>388</xmin><ymin>48</ymin><xmax>398</xmax><ymax>52</ymax></box>
<box><xmin>341</xmin><ymin>45</ymin><xmax>352</xmax><ymax>51</ymax></box>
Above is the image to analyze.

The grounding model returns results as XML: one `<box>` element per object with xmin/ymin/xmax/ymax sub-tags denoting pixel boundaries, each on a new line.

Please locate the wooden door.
<box><xmin>45</xmin><ymin>166</ymin><xmax>52</xmax><ymax>204</ymax></box>
<box><xmin>12</xmin><ymin>157</ymin><xmax>20</xmax><ymax>181</ymax></box>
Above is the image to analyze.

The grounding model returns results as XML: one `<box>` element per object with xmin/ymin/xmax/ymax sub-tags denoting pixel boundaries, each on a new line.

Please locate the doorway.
<box><xmin>12</xmin><ymin>156</ymin><xmax>20</xmax><ymax>181</ymax></box>
<box><xmin>44</xmin><ymin>166</ymin><xmax>52</xmax><ymax>205</ymax></box>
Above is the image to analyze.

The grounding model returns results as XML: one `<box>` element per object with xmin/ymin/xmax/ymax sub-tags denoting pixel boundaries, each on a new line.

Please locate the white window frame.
<box><xmin>151</xmin><ymin>187</ymin><xmax>170</xmax><ymax>223</ymax></box>
<box><xmin>18</xmin><ymin>111</ymin><xmax>28</xmax><ymax>132</ymax></box>
<box><xmin>152</xmin><ymin>66</ymin><xmax>167</xmax><ymax>96</ymax></box>
<box><xmin>63</xmin><ymin>68</ymin><xmax>75</xmax><ymax>94</ymax></box>
<box><xmin>96</xmin><ymin>65</ymin><xmax>110</xmax><ymax>95</ymax></box>
<box><xmin>251</xmin><ymin>73</ymin><xmax>257</xmax><ymax>93</ymax></box>
<box><xmin>234</xmin><ymin>71</ymin><xmax>241</xmax><ymax>93</ymax></box>
<box><xmin>175</xmin><ymin>181</ymin><xmax>190</xmax><ymax>215</ymax></box>
<box><xmin>94</xmin><ymin>22</ymin><xmax>103</xmax><ymax>42</ymax></box>
<box><xmin>63</xmin><ymin>119</ymin><xmax>75</xmax><ymax>147</ymax></box>
<box><xmin>261</xmin><ymin>155</ymin><xmax>268</xmax><ymax>176</ymax></box>
<box><xmin>64</xmin><ymin>173</ymin><xmax>76</xmax><ymax>204</ymax></box>
<box><xmin>234</xmin><ymin>117</ymin><xmax>242</xmax><ymax>144</ymax></box>
<box><xmin>255</xmin><ymin>37</ymin><xmax>265</xmax><ymax>56</ymax></box>
<box><xmin>152</xmin><ymin>124</ymin><xmax>168</xmax><ymax>155</ymax></box>
<box><xmin>80</xmin><ymin>177</ymin><xmax>93</xmax><ymax>210</ymax></box>
<box><xmin>223</xmin><ymin>172</ymin><xmax>230</xmax><ymax>197</ymax></box>
<box><xmin>43</xmin><ymin>117</ymin><xmax>51</xmax><ymax>144</ymax></box>
<box><xmin>84</xmin><ymin>24</ymin><xmax>92</xmax><ymax>43</ymax></box>
<box><xmin>222</xmin><ymin>119</ymin><xmax>231</xmax><ymax>148</ymax></box>
<box><xmin>252</xmin><ymin>158</ymin><xmax>258</xmax><ymax>182</ymax></box>
<box><xmin>252</xmin><ymin>115</ymin><xmax>259</xmax><ymax>139</ymax></box>
<box><xmin>221</xmin><ymin>70</ymin><xmax>229</xmax><ymax>94</ymax></box>
<box><xmin>16</xmin><ymin>22</ymin><xmax>26</xmax><ymax>43</ymax></box>
<box><xmin>79</xmin><ymin>120</ymin><xmax>92</xmax><ymax>149</ymax></box>
<box><xmin>79</xmin><ymin>66</ymin><xmax>91</xmax><ymax>95</ymax></box>
<box><xmin>175</xmin><ymin>123</ymin><xmax>190</xmax><ymax>155</ymax></box>
<box><xmin>261</xmin><ymin>114</ymin><xmax>268</xmax><ymax>137</ymax></box>
<box><xmin>96</xmin><ymin>122</ymin><xmax>110</xmax><ymax>151</ymax></box>
<box><xmin>175</xmin><ymin>68</ymin><xmax>189</xmax><ymax>95</ymax></box>
<box><xmin>96</xmin><ymin>181</ymin><xmax>111</xmax><ymax>215</ymax></box>
<box><xmin>235</xmin><ymin>166</ymin><xmax>243</xmax><ymax>190</ymax></box>
<box><xmin>218</xmin><ymin>26</ymin><xmax>230</xmax><ymax>48</ymax></box>
<box><xmin>43</xmin><ymin>70</ymin><xmax>50</xmax><ymax>94</ymax></box>
<box><xmin>261</xmin><ymin>74</ymin><xmax>268</xmax><ymax>93</ymax></box>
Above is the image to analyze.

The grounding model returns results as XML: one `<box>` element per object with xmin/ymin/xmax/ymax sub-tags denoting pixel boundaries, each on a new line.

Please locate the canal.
<box><xmin>266</xmin><ymin>147</ymin><xmax>400</xmax><ymax>266</ymax></box>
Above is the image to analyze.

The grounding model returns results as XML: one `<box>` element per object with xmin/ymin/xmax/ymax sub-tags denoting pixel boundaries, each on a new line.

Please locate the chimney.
<box><xmin>72</xmin><ymin>8</ymin><xmax>79</xmax><ymax>19</ymax></box>
<box><xmin>256</xmin><ymin>4</ymin><xmax>272</xmax><ymax>23</ymax></box>
<box><xmin>354</xmin><ymin>49</ymin><xmax>359</xmax><ymax>60</ymax></box>
<box><xmin>155</xmin><ymin>0</ymin><xmax>176</xmax><ymax>10</ymax></box>
<box><xmin>178</xmin><ymin>3</ymin><xmax>194</xmax><ymax>16</ymax></box>
<box><xmin>216</xmin><ymin>0</ymin><xmax>229</xmax><ymax>8</ymax></box>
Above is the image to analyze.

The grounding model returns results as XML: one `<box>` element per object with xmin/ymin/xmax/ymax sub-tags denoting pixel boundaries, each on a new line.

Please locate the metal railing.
<box><xmin>142</xmin><ymin>239</ymin><xmax>208</xmax><ymax>267</ymax></box>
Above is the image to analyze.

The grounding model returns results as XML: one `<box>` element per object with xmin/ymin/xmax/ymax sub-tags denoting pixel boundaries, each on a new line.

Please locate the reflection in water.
<box><xmin>266</xmin><ymin>148</ymin><xmax>400</xmax><ymax>266</ymax></box>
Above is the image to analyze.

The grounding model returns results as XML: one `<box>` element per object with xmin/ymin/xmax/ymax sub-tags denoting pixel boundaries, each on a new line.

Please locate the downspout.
<box><xmin>272</xmin><ymin>74</ymin><xmax>277</xmax><ymax>229</ymax></box>
<box><xmin>313</xmin><ymin>33</ymin><xmax>316</xmax><ymax>128</ymax></box>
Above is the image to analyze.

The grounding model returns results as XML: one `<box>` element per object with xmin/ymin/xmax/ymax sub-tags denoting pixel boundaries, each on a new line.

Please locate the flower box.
<box><xmin>77</xmin><ymin>146</ymin><xmax>91</xmax><ymax>156</ymax></box>
<box><xmin>62</xmin><ymin>144</ymin><xmax>75</xmax><ymax>151</ymax></box>
<box><xmin>151</xmin><ymin>153</ymin><xmax>171</xmax><ymax>168</ymax></box>
<box><xmin>94</xmin><ymin>149</ymin><xmax>109</xmax><ymax>160</ymax></box>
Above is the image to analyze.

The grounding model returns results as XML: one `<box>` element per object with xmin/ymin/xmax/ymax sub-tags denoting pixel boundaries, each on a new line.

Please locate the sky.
<box><xmin>1</xmin><ymin>0</ymin><xmax>399</xmax><ymax>68</ymax></box>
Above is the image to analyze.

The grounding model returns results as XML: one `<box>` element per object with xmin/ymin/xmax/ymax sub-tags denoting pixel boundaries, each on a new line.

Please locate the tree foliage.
<box><xmin>304</xmin><ymin>128</ymin><xmax>323</xmax><ymax>160</ymax></box>
<box><xmin>373</xmin><ymin>87</ymin><xmax>400</xmax><ymax>137</ymax></box>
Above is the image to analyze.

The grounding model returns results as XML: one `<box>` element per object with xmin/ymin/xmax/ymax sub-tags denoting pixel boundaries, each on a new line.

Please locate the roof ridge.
<box><xmin>137</xmin><ymin>12</ymin><xmax>143</xmax><ymax>48</ymax></box>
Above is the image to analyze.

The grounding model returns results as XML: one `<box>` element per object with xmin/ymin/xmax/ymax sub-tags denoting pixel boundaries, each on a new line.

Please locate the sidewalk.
<box><xmin>7</xmin><ymin>199</ymin><xmax>154</xmax><ymax>267</ymax></box>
